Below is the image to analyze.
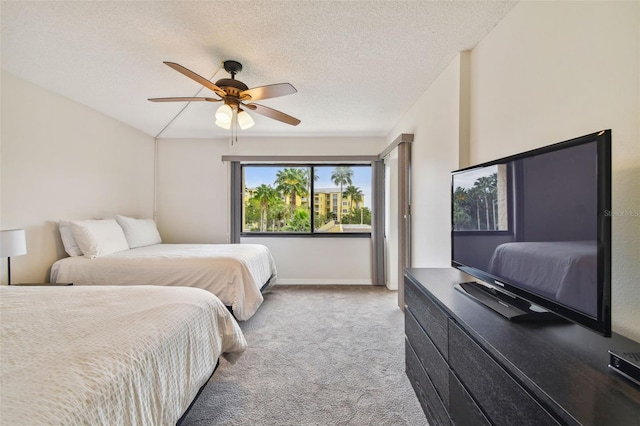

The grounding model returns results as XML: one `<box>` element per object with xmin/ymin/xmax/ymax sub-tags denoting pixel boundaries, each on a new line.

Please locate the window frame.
<box><xmin>240</xmin><ymin>163</ymin><xmax>373</xmax><ymax>238</ymax></box>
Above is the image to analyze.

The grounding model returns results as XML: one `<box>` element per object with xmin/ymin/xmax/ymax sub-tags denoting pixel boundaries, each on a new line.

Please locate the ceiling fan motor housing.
<box><xmin>217</xmin><ymin>60</ymin><xmax>249</xmax><ymax>98</ymax></box>
<box><xmin>215</xmin><ymin>78</ymin><xmax>249</xmax><ymax>94</ymax></box>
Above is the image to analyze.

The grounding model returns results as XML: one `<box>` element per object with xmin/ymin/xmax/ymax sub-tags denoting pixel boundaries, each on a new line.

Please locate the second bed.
<box><xmin>51</xmin><ymin>243</ymin><xmax>277</xmax><ymax>320</ymax></box>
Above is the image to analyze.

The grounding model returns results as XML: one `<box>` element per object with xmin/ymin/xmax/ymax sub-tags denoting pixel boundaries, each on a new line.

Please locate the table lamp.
<box><xmin>0</xmin><ymin>229</ymin><xmax>27</xmax><ymax>285</ymax></box>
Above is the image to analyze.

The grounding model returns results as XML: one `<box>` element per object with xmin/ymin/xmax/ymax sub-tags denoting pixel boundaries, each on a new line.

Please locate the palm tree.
<box><xmin>344</xmin><ymin>185</ymin><xmax>364</xmax><ymax>221</ymax></box>
<box><xmin>331</xmin><ymin>166</ymin><xmax>353</xmax><ymax>221</ymax></box>
<box><xmin>267</xmin><ymin>198</ymin><xmax>286</xmax><ymax>231</ymax></box>
<box><xmin>487</xmin><ymin>173</ymin><xmax>498</xmax><ymax>230</ymax></box>
<box><xmin>474</xmin><ymin>175</ymin><xmax>495</xmax><ymax>230</ymax></box>
<box><xmin>252</xmin><ymin>184</ymin><xmax>278</xmax><ymax>232</ymax></box>
<box><xmin>275</xmin><ymin>168</ymin><xmax>309</xmax><ymax>219</ymax></box>
<box><xmin>452</xmin><ymin>187</ymin><xmax>472</xmax><ymax>230</ymax></box>
<box><xmin>467</xmin><ymin>186</ymin><xmax>483</xmax><ymax>230</ymax></box>
<box><xmin>303</xmin><ymin>167</ymin><xmax>319</xmax><ymax>184</ymax></box>
<box><xmin>244</xmin><ymin>198</ymin><xmax>261</xmax><ymax>231</ymax></box>
<box><xmin>284</xmin><ymin>208</ymin><xmax>311</xmax><ymax>232</ymax></box>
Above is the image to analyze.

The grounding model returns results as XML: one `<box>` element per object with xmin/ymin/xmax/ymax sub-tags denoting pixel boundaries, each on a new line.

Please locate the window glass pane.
<box><xmin>313</xmin><ymin>166</ymin><xmax>372</xmax><ymax>233</ymax></box>
<box><xmin>243</xmin><ymin>166</ymin><xmax>311</xmax><ymax>233</ymax></box>
<box><xmin>242</xmin><ymin>164</ymin><xmax>372</xmax><ymax>235</ymax></box>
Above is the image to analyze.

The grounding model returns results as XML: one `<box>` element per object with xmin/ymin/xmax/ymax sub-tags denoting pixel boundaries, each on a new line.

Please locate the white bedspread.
<box><xmin>0</xmin><ymin>285</ymin><xmax>246</xmax><ymax>425</ymax></box>
<box><xmin>50</xmin><ymin>244</ymin><xmax>277</xmax><ymax>320</ymax></box>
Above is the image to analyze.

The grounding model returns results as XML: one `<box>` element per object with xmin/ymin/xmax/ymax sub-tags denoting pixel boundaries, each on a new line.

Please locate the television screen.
<box><xmin>451</xmin><ymin>130</ymin><xmax>611</xmax><ymax>336</ymax></box>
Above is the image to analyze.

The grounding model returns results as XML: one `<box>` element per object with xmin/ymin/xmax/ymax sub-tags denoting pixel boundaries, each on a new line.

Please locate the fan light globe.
<box><xmin>237</xmin><ymin>110</ymin><xmax>255</xmax><ymax>130</ymax></box>
<box><xmin>215</xmin><ymin>118</ymin><xmax>232</xmax><ymax>130</ymax></box>
<box><xmin>215</xmin><ymin>104</ymin><xmax>233</xmax><ymax>124</ymax></box>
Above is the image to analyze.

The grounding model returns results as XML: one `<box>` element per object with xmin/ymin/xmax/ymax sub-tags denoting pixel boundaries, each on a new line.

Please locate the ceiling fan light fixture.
<box><xmin>150</xmin><ymin>60</ymin><xmax>300</xmax><ymax>131</ymax></box>
<box><xmin>215</xmin><ymin>118</ymin><xmax>232</xmax><ymax>129</ymax></box>
<box><xmin>215</xmin><ymin>104</ymin><xmax>233</xmax><ymax>124</ymax></box>
<box><xmin>237</xmin><ymin>110</ymin><xmax>255</xmax><ymax>130</ymax></box>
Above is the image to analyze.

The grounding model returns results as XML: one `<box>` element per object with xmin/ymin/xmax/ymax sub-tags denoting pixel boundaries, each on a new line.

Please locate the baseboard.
<box><xmin>275</xmin><ymin>279</ymin><xmax>374</xmax><ymax>285</ymax></box>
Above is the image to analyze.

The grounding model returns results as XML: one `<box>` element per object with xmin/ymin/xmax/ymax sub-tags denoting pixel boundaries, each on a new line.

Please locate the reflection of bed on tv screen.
<box><xmin>487</xmin><ymin>241</ymin><xmax>597</xmax><ymax>316</ymax></box>
<box><xmin>451</xmin><ymin>130</ymin><xmax>611</xmax><ymax>336</ymax></box>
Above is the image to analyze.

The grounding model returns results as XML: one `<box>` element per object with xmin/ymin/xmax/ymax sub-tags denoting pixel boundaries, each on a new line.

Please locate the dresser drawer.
<box><xmin>448</xmin><ymin>320</ymin><xmax>559</xmax><ymax>426</ymax></box>
<box><xmin>405</xmin><ymin>275</ymin><xmax>449</xmax><ymax>359</ymax></box>
<box><xmin>405</xmin><ymin>309</ymin><xmax>449</xmax><ymax>408</ymax></box>
<box><xmin>449</xmin><ymin>370</ymin><xmax>491</xmax><ymax>426</ymax></box>
<box><xmin>406</xmin><ymin>340</ymin><xmax>451</xmax><ymax>426</ymax></box>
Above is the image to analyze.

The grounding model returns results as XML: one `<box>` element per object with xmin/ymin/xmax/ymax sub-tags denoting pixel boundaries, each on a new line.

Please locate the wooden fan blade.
<box><xmin>163</xmin><ymin>62</ymin><xmax>227</xmax><ymax>97</ymax></box>
<box><xmin>245</xmin><ymin>103</ymin><xmax>301</xmax><ymax>126</ymax></box>
<box><xmin>240</xmin><ymin>83</ymin><xmax>297</xmax><ymax>101</ymax></box>
<box><xmin>148</xmin><ymin>97</ymin><xmax>221</xmax><ymax>102</ymax></box>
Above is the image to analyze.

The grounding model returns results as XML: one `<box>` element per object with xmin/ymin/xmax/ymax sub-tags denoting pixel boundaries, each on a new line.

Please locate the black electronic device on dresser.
<box><xmin>451</xmin><ymin>130</ymin><xmax>612</xmax><ymax>336</ymax></box>
<box><xmin>404</xmin><ymin>268</ymin><xmax>640</xmax><ymax>426</ymax></box>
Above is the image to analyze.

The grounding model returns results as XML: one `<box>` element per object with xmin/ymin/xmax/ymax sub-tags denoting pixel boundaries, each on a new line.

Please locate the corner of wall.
<box><xmin>458</xmin><ymin>51</ymin><xmax>471</xmax><ymax>169</ymax></box>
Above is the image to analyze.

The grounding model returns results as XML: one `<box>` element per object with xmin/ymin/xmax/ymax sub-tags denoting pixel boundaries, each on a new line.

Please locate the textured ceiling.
<box><xmin>1</xmin><ymin>1</ymin><xmax>516</xmax><ymax>139</ymax></box>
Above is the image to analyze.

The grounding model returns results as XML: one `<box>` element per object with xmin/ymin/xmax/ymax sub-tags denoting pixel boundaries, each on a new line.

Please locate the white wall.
<box><xmin>387</xmin><ymin>55</ymin><xmax>464</xmax><ymax>269</ymax></box>
<box><xmin>227</xmin><ymin>137</ymin><xmax>385</xmax><ymax>157</ymax></box>
<box><xmin>0</xmin><ymin>71</ymin><xmax>155</xmax><ymax>283</ymax></box>
<box><xmin>156</xmin><ymin>136</ymin><xmax>384</xmax><ymax>285</ymax></box>
<box><xmin>156</xmin><ymin>138</ymin><xmax>231</xmax><ymax>243</ymax></box>
<box><xmin>389</xmin><ymin>1</ymin><xmax>639</xmax><ymax>341</ymax></box>
<box><xmin>243</xmin><ymin>237</ymin><xmax>372</xmax><ymax>285</ymax></box>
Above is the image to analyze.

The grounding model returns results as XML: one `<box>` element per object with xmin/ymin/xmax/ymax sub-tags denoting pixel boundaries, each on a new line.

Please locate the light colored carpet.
<box><xmin>181</xmin><ymin>285</ymin><xmax>427</xmax><ymax>425</ymax></box>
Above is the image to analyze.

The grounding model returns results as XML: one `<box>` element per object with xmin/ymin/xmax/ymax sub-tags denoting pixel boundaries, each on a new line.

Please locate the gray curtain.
<box><xmin>229</xmin><ymin>161</ymin><xmax>242</xmax><ymax>244</ymax></box>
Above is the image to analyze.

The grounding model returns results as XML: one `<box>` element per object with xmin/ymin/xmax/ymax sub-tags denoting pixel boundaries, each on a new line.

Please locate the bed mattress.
<box><xmin>50</xmin><ymin>243</ymin><xmax>277</xmax><ymax>320</ymax></box>
<box><xmin>0</xmin><ymin>285</ymin><xmax>246</xmax><ymax>425</ymax></box>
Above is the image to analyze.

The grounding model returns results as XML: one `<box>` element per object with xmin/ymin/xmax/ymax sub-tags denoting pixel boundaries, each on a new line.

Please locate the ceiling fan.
<box><xmin>149</xmin><ymin>60</ymin><xmax>300</xmax><ymax>130</ymax></box>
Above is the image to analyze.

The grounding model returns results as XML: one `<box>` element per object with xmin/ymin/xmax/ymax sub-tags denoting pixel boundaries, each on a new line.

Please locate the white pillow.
<box><xmin>115</xmin><ymin>215</ymin><xmax>162</xmax><ymax>249</ymax></box>
<box><xmin>58</xmin><ymin>220</ymin><xmax>84</xmax><ymax>257</ymax></box>
<box><xmin>70</xmin><ymin>219</ymin><xmax>130</xmax><ymax>258</ymax></box>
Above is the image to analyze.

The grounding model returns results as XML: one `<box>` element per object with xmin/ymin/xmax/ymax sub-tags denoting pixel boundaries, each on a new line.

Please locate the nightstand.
<box><xmin>12</xmin><ymin>283</ymin><xmax>73</xmax><ymax>286</ymax></box>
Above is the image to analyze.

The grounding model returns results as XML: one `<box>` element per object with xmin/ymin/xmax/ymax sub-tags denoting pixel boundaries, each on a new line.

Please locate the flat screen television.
<box><xmin>451</xmin><ymin>130</ymin><xmax>611</xmax><ymax>336</ymax></box>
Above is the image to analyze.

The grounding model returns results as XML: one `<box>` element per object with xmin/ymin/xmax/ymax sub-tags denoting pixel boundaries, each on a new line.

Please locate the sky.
<box><xmin>452</xmin><ymin>165</ymin><xmax>497</xmax><ymax>190</ymax></box>
<box><xmin>243</xmin><ymin>165</ymin><xmax>372</xmax><ymax>208</ymax></box>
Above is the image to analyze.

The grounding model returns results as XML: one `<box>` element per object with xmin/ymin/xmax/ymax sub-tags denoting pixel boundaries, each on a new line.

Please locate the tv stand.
<box><xmin>455</xmin><ymin>281</ymin><xmax>562</xmax><ymax>321</ymax></box>
<box><xmin>404</xmin><ymin>268</ymin><xmax>640</xmax><ymax>426</ymax></box>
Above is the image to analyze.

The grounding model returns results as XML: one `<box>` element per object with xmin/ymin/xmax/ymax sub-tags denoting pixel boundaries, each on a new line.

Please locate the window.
<box><xmin>452</xmin><ymin>164</ymin><xmax>509</xmax><ymax>231</ymax></box>
<box><xmin>242</xmin><ymin>164</ymin><xmax>372</xmax><ymax>235</ymax></box>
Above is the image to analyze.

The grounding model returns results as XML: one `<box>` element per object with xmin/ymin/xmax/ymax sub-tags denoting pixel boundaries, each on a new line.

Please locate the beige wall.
<box><xmin>387</xmin><ymin>54</ymin><xmax>465</xmax><ymax>271</ymax></box>
<box><xmin>156</xmin><ymin>138</ymin><xmax>231</xmax><ymax>243</ymax></box>
<box><xmin>0</xmin><ymin>71</ymin><xmax>155</xmax><ymax>283</ymax></box>
<box><xmin>390</xmin><ymin>1</ymin><xmax>639</xmax><ymax>340</ymax></box>
<box><xmin>469</xmin><ymin>1</ymin><xmax>638</xmax><ymax>164</ymax></box>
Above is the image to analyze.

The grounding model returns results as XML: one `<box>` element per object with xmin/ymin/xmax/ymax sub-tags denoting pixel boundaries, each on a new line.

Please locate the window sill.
<box><xmin>240</xmin><ymin>232</ymin><xmax>372</xmax><ymax>238</ymax></box>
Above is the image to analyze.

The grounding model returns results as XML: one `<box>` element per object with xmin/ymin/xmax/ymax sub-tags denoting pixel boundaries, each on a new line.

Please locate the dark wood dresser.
<box><xmin>404</xmin><ymin>267</ymin><xmax>640</xmax><ymax>426</ymax></box>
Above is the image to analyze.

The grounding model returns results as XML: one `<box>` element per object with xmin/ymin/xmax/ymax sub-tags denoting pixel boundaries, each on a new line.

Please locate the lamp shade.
<box><xmin>237</xmin><ymin>110</ymin><xmax>255</xmax><ymax>130</ymax></box>
<box><xmin>0</xmin><ymin>229</ymin><xmax>27</xmax><ymax>257</ymax></box>
<box><xmin>215</xmin><ymin>118</ymin><xmax>232</xmax><ymax>129</ymax></box>
<box><xmin>215</xmin><ymin>104</ymin><xmax>233</xmax><ymax>125</ymax></box>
